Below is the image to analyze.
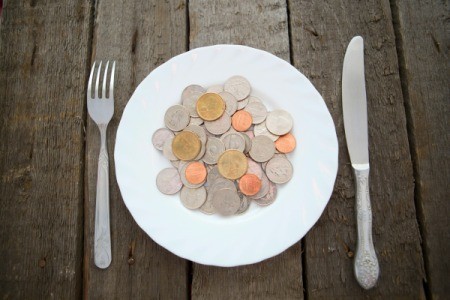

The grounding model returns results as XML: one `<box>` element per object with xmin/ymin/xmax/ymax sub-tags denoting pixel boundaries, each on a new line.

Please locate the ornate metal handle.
<box><xmin>94</xmin><ymin>124</ymin><xmax>112</xmax><ymax>269</ymax></box>
<box><xmin>353</xmin><ymin>167</ymin><xmax>379</xmax><ymax>289</ymax></box>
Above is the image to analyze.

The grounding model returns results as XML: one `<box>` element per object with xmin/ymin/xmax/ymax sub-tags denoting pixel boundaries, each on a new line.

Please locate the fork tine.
<box><xmin>87</xmin><ymin>61</ymin><xmax>96</xmax><ymax>99</ymax></box>
<box><xmin>109</xmin><ymin>61</ymin><xmax>116</xmax><ymax>99</ymax></box>
<box><xmin>95</xmin><ymin>61</ymin><xmax>103</xmax><ymax>99</ymax></box>
<box><xmin>102</xmin><ymin>61</ymin><xmax>110</xmax><ymax>99</ymax></box>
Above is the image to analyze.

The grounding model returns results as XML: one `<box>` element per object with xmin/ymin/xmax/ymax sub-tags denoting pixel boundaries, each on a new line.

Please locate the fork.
<box><xmin>87</xmin><ymin>61</ymin><xmax>116</xmax><ymax>269</ymax></box>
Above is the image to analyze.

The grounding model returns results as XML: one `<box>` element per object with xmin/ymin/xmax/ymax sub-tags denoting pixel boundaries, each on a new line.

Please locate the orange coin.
<box><xmin>231</xmin><ymin>110</ymin><xmax>253</xmax><ymax>132</ymax></box>
<box><xmin>239</xmin><ymin>174</ymin><xmax>262</xmax><ymax>196</ymax></box>
<box><xmin>185</xmin><ymin>162</ymin><xmax>207</xmax><ymax>185</ymax></box>
<box><xmin>275</xmin><ymin>133</ymin><xmax>296</xmax><ymax>153</ymax></box>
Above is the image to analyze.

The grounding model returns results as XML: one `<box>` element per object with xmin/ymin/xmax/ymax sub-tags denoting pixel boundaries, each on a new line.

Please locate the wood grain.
<box><xmin>0</xmin><ymin>1</ymin><xmax>91</xmax><ymax>298</ymax></box>
<box><xmin>289</xmin><ymin>0</ymin><xmax>425</xmax><ymax>298</ymax></box>
<box><xmin>189</xmin><ymin>1</ymin><xmax>303</xmax><ymax>299</ymax></box>
<box><xmin>84</xmin><ymin>0</ymin><xmax>189</xmax><ymax>299</ymax></box>
<box><xmin>391</xmin><ymin>1</ymin><xmax>450</xmax><ymax>298</ymax></box>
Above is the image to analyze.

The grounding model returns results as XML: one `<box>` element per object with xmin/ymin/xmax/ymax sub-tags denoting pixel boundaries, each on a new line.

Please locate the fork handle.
<box><xmin>94</xmin><ymin>124</ymin><xmax>112</xmax><ymax>269</ymax></box>
<box><xmin>353</xmin><ymin>167</ymin><xmax>379</xmax><ymax>289</ymax></box>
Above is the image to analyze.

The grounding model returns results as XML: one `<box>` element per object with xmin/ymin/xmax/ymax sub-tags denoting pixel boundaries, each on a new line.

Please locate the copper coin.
<box><xmin>238</xmin><ymin>174</ymin><xmax>262</xmax><ymax>196</ymax></box>
<box><xmin>231</xmin><ymin>110</ymin><xmax>253</xmax><ymax>132</ymax></box>
<box><xmin>185</xmin><ymin>161</ymin><xmax>207</xmax><ymax>185</ymax></box>
<box><xmin>275</xmin><ymin>133</ymin><xmax>296</xmax><ymax>153</ymax></box>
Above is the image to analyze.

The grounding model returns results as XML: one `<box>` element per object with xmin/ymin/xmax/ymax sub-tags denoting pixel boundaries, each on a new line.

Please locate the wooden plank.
<box><xmin>0</xmin><ymin>1</ymin><xmax>91</xmax><ymax>298</ymax></box>
<box><xmin>288</xmin><ymin>0</ymin><xmax>425</xmax><ymax>298</ymax></box>
<box><xmin>189</xmin><ymin>1</ymin><xmax>303</xmax><ymax>299</ymax></box>
<box><xmin>84</xmin><ymin>1</ymin><xmax>189</xmax><ymax>298</ymax></box>
<box><xmin>391</xmin><ymin>1</ymin><xmax>450</xmax><ymax>298</ymax></box>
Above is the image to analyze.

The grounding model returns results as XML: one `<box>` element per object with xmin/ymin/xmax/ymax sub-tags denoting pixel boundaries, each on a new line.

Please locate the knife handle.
<box><xmin>353</xmin><ymin>167</ymin><xmax>379</xmax><ymax>289</ymax></box>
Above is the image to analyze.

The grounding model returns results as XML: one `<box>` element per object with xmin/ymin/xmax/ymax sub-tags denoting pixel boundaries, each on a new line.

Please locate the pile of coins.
<box><xmin>152</xmin><ymin>76</ymin><xmax>296</xmax><ymax>216</ymax></box>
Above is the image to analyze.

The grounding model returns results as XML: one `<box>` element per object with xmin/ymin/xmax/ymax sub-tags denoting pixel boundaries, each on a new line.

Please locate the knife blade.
<box><xmin>342</xmin><ymin>36</ymin><xmax>380</xmax><ymax>289</ymax></box>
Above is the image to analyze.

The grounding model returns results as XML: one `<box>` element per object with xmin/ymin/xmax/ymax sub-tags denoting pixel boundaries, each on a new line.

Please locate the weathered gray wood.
<box><xmin>289</xmin><ymin>0</ymin><xmax>425</xmax><ymax>298</ymax></box>
<box><xmin>391</xmin><ymin>1</ymin><xmax>450</xmax><ymax>298</ymax></box>
<box><xmin>0</xmin><ymin>1</ymin><xmax>91</xmax><ymax>298</ymax></box>
<box><xmin>84</xmin><ymin>0</ymin><xmax>189</xmax><ymax>298</ymax></box>
<box><xmin>189</xmin><ymin>1</ymin><xmax>303</xmax><ymax>299</ymax></box>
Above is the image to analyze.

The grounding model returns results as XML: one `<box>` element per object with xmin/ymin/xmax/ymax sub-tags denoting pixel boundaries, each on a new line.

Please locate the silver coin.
<box><xmin>237</xmin><ymin>96</ymin><xmax>249</xmax><ymax>110</ymax></box>
<box><xmin>236</xmin><ymin>193</ymin><xmax>251</xmax><ymax>214</ymax></box>
<box><xmin>164</xmin><ymin>105</ymin><xmax>190</xmax><ymax>131</ymax></box>
<box><xmin>200</xmin><ymin>186</ymin><xmax>216</xmax><ymax>215</ymax></box>
<box><xmin>203</xmin><ymin>137</ymin><xmax>225</xmax><ymax>165</ymax></box>
<box><xmin>207</xmin><ymin>85</ymin><xmax>223</xmax><ymax>93</ymax></box>
<box><xmin>156</xmin><ymin>168</ymin><xmax>182</xmax><ymax>195</ymax></box>
<box><xmin>254</xmin><ymin>121</ymin><xmax>279</xmax><ymax>141</ymax></box>
<box><xmin>246</xmin><ymin>157</ymin><xmax>263</xmax><ymax>179</ymax></box>
<box><xmin>180</xmin><ymin>186</ymin><xmax>207</xmax><ymax>209</ymax></box>
<box><xmin>224</xmin><ymin>76</ymin><xmax>251</xmax><ymax>100</ymax></box>
<box><xmin>206</xmin><ymin>165</ymin><xmax>222</xmax><ymax>184</ymax></box>
<box><xmin>204</xmin><ymin>112</ymin><xmax>231</xmax><ymax>135</ymax></box>
<box><xmin>265</xmin><ymin>156</ymin><xmax>293</xmax><ymax>184</ymax></box>
<box><xmin>248</xmin><ymin>173</ymin><xmax>270</xmax><ymax>199</ymax></box>
<box><xmin>219</xmin><ymin>91</ymin><xmax>238</xmax><ymax>116</ymax></box>
<box><xmin>185</xmin><ymin>125</ymin><xmax>207</xmax><ymax>144</ymax></box>
<box><xmin>247</xmin><ymin>96</ymin><xmax>262</xmax><ymax>104</ymax></box>
<box><xmin>180</xmin><ymin>161</ymin><xmax>205</xmax><ymax>188</ymax></box>
<box><xmin>163</xmin><ymin>137</ymin><xmax>178</xmax><ymax>161</ymax></box>
<box><xmin>181</xmin><ymin>84</ymin><xmax>205</xmax><ymax>117</ymax></box>
<box><xmin>189</xmin><ymin>117</ymin><xmax>204</xmax><ymax>126</ymax></box>
<box><xmin>152</xmin><ymin>128</ymin><xmax>175</xmax><ymax>151</ymax></box>
<box><xmin>210</xmin><ymin>178</ymin><xmax>236</xmax><ymax>192</ymax></box>
<box><xmin>211</xmin><ymin>188</ymin><xmax>241</xmax><ymax>216</ymax></box>
<box><xmin>244</xmin><ymin>102</ymin><xmax>267</xmax><ymax>124</ymax></box>
<box><xmin>220</xmin><ymin>132</ymin><xmax>246</xmax><ymax>152</ymax></box>
<box><xmin>266</xmin><ymin>109</ymin><xmax>294</xmax><ymax>135</ymax></box>
<box><xmin>249</xmin><ymin>135</ymin><xmax>275</xmax><ymax>162</ymax></box>
<box><xmin>241</xmin><ymin>132</ymin><xmax>252</xmax><ymax>153</ymax></box>
<box><xmin>254</xmin><ymin>181</ymin><xmax>277</xmax><ymax>206</ymax></box>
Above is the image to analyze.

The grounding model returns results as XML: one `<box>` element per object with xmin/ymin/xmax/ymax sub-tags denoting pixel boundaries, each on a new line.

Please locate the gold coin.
<box><xmin>172</xmin><ymin>131</ymin><xmax>201</xmax><ymax>161</ymax></box>
<box><xmin>196</xmin><ymin>93</ymin><xmax>226</xmax><ymax>121</ymax></box>
<box><xmin>217</xmin><ymin>150</ymin><xmax>248</xmax><ymax>180</ymax></box>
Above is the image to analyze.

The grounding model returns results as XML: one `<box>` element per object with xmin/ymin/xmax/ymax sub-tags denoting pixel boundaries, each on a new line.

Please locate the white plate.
<box><xmin>115</xmin><ymin>45</ymin><xmax>338</xmax><ymax>267</ymax></box>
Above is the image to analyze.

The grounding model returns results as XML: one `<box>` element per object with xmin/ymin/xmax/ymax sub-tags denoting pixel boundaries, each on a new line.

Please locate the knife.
<box><xmin>342</xmin><ymin>36</ymin><xmax>380</xmax><ymax>289</ymax></box>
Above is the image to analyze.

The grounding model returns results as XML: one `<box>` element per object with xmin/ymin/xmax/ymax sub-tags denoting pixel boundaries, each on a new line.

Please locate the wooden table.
<box><xmin>0</xmin><ymin>1</ymin><xmax>448</xmax><ymax>299</ymax></box>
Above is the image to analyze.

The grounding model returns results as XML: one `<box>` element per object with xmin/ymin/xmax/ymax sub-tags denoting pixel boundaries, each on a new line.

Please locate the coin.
<box><xmin>204</xmin><ymin>112</ymin><xmax>231</xmax><ymax>135</ymax></box>
<box><xmin>189</xmin><ymin>117</ymin><xmax>204</xmax><ymax>126</ymax></box>
<box><xmin>196</xmin><ymin>93</ymin><xmax>226</xmax><ymax>121</ymax></box>
<box><xmin>241</xmin><ymin>132</ymin><xmax>252</xmax><ymax>153</ymax></box>
<box><xmin>265</xmin><ymin>155</ymin><xmax>293</xmax><ymax>184</ymax></box>
<box><xmin>172</xmin><ymin>131</ymin><xmax>201</xmax><ymax>161</ymax></box>
<box><xmin>207</xmin><ymin>85</ymin><xmax>223</xmax><ymax>93</ymax></box>
<box><xmin>185</xmin><ymin>124</ymin><xmax>207</xmax><ymax>144</ymax></box>
<box><xmin>164</xmin><ymin>105</ymin><xmax>190</xmax><ymax>131</ymax></box>
<box><xmin>248</xmin><ymin>173</ymin><xmax>270</xmax><ymax>199</ymax></box>
<box><xmin>203</xmin><ymin>137</ymin><xmax>225</xmax><ymax>165</ymax></box>
<box><xmin>180</xmin><ymin>161</ymin><xmax>205</xmax><ymax>188</ymax></box>
<box><xmin>163</xmin><ymin>137</ymin><xmax>178</xmax><ymax>161</ymax></box>
<box><xmin>220</xmin><ymin>132</ymin><xmax>246</xmax><ymax>152</ymax></box>
<box><xmin>239</xmin><ymin>174</ymin><xmax>262</xmax><ymax>196</ymax></box>
<box><xmin>254</xmin><ymin>121</ymin><xmax>279</xmax><ymax>141</ymax></box>
<box><xmin>254</xmin><ymin>181</ymin><xmax>277</xmax><ymax>206</ymax></box>
<box><xmin>152</xmin><ymin>128</ymin><xmax>175</xmax><ymax>151</ymax></box>
<box><xmin>182</xmin><ymin>85</ymin><xmax>205</xmax><ymax>117</ymax></box>
<box><xmin>211</xmin><ymin>188</ymin><xmax>241</xmax><ymax>216</ymax></box>
<box><xmin>249</xmin><ymin>135</ymin><xmax>275</xmax><ymax>162</ymax></box>
<box><xmin>275</xmin><ymin>133</ymin><xmax>296</xmax><ymax>153</ymax></box>
<box><xmin>246</xmin><ymin>157</ymin><xmax>263</xmax><ymax>179</ymax></box>
<box><xmin>266</xmin><ymin>109</ymin><xmax>294</xmax><ymax>135</ymax></box>
<box><xmin>236</xmin><ymin>193</ymin><xmax>251</xmax><ymax>214</ymax></box>
<box><xmin>231</xmin><ymin>110</ymin><xmax>253</xmax><ymax>132</ymax></box>
<box><xmin>217</xmin><ymin>150</ymin><xmax>248</xmax><ymax>180</ymax></box>
<box><xmin>156</xmin><ymin>168</ymin><xmax>182</xmax><ymax>195</ymax></box>
<box><xmin>237</xmin><ymin>96</ymin><xmax>249</xmax><ymax>110</ymax></box>
<box><xmin>224</xmin><ymin>76</ymin><xmax>251</xmax><ymax>100</ymax></box>
<box><xmin>200</xmin><ymin>187</ymin><xmax>216</xmax><ymax>215</ymax></box>
<box><xmin>185</xmin><ymin>161</ymin><xmax>207</xmax><ymax>185</ymax></box>
<box><xmin>244</xmin><ymin>102</ymin><xmax>267</xmax><ymax>124</ymax></box>
<box><xmin>247</xmin><ymin>96</ymin><xmax>262</xmax><ymax>104</ymax></box>
<box><xmin>219</xmin><ymin>91</ymin><xmax>238</xmax><ymax>116</ymax></box>
<box><xmin>180</xmin><ymin>186</ymin><xmax>207</xmax><ymax>209</ymax></box>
